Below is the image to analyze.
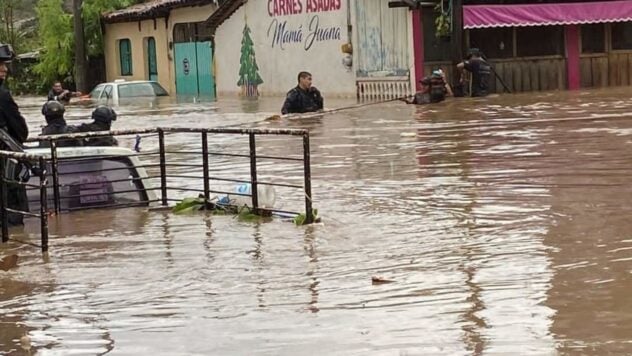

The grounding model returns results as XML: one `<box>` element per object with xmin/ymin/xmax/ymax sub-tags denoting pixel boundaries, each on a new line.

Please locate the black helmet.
<box><xmin>92</xmin><ymin>105</ymin><xmax>117</xmax><ymax>123</ymax></box>
<box><xmin>0</xmin><ymin>44</ymin><xmax>15</xmax><ymax>62</ymax></box>
<box><xmin>41</xmin><ymin>100</ymin><xmax>65</xmax><ymax>117</ymax></box>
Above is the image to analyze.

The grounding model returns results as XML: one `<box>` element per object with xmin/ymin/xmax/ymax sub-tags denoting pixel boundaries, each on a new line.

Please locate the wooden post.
<box><xmin>452</xmin><ymin>0</ymin><xmax>464</xmax><ymax>65</ymax></box>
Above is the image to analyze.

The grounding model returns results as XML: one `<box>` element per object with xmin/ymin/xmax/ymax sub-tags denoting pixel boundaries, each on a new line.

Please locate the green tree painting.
<box><xmin>236</xmin><ymin>23</ymin><xmax>263</xmax><ymax>97</ymax></box>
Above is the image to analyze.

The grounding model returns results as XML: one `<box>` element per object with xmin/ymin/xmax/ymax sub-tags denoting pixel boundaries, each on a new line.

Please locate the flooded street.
<box><xmin>2</xmin><ymin>88</ymin><xmax>632</xmax><ymax>355</ymax></box>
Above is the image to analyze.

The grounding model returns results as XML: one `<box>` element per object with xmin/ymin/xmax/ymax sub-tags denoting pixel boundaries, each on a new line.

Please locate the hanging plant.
<box><xmin>434</xmin><ymin>0</ymin><xmax>452</xmax><ymax>38</ymax></box>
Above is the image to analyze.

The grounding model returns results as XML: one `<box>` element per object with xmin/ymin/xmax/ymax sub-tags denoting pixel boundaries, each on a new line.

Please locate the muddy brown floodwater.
<box><xmin>1</xmin><ymin>88</ymin><xmax>632</xmax><ymax>355</ymax></box>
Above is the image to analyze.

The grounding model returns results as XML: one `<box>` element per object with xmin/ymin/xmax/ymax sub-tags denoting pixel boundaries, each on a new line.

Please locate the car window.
<box><xmin>27</xmin><ymin>157</ymin><xmax>149</xmax><ymax>211</ymax></box>
<box><xmin>90</xmin><ymin>85</ymin><xmax>105</xmax><ymax>98</ymax></box>
<box><xmin>103</xmin><ymin>85</ymin><xmax>113</xmax><ymax>99</ymax></box>
<box><xmin>117</xmin><ymin>83</ymin><xmax>157</xmax><ymax>98</ymax></box>
<box><xmin>150</xmin><ymin>82</ymin><xmax>169</xmax><ymax>96</ymax></box>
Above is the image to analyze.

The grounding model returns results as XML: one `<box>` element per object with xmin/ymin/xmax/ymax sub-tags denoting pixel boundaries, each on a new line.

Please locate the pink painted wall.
<box><xmin>412</xmin><ymin>8</ymin><xmax>424</xmax><ymax>91</ymax></box>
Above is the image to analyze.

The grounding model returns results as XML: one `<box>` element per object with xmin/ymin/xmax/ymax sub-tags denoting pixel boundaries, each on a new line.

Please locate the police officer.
<box><xmin>281</xmin><ymin>71</ymin><xmax>324</xmax><ymax>114</ymax></box>
<box><xmin>403</xmin><ymin>77</ymin><xmax>432</xmax><ymax>105</ymax></box>
<box><xmin>457</xmin><ymin>48</ymin><xmax>491</xmax><ymax>97</ymax></box>
<box><xmin>0</xmin><ymin>43</ymin><xmax>29</xmax><ymax>225</ymax></box>
<box><xmin>47</xmin><ymin>81</ymin><xmax>82</xmax><ymax>105</ymax></box>
<box><xmin>73</xmin><ymin>105</ymin><xmax>118</xmax><ymax>146</ymax></box>
<box><xmin>39</xmin><ymin>100</ymin><xmax>81</xmax><ymax>147</ymax></box>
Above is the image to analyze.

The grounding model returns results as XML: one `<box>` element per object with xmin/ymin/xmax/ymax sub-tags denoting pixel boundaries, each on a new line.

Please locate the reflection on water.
<box><xmin>1</xmin><ymin>88</ymin><xmax>632</xmax><ymax>354</ymax></box>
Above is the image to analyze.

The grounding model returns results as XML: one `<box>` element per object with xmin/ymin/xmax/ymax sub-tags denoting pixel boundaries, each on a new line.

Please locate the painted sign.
<box><xmin>215</xmin><ymin>0</ymin><xmax>355</xmax><ymax>96</ymax></box>
<box><xmin>266</xmin><ymin>0</ymin><xmax>342</xmax><ymax>51</ymax></box>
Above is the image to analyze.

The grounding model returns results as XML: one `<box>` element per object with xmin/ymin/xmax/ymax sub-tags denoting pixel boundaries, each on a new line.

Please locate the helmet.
<box><xmin>91</xmin><ymin>105</ymin><xmax>117</xmax><ymax>123</ymax></box>
<box><xmin>467</xmin><ymin>48</ymin><xmax>481</xmax><ymax>59</ymax></box>
<box><xmin>0</xmin><ymin>44</ymin><xmax>15</xmax><ymax>62</ymax></box>
<box><xmin>41</xmin><ymin>100</ymin><xmax>65</xmax><ymax>117</ymax></box>
<box><xmin>431</xmin><ymin>69</ymin><xmax>443</xmax><ymax>79</ymax></box>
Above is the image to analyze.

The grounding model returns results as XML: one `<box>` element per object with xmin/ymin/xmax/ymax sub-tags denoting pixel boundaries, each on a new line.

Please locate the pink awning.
<box><xmin>464</xmin><ymin>0</ymin><xmax>632</xmax><ymax>29</ymax></box>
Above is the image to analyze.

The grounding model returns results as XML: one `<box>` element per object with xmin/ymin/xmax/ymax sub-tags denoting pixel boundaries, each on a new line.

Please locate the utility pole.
<box><xmin>72</xmin><ymin>0</ymin><xmax>87</xmax><ymax>92</ymax></box>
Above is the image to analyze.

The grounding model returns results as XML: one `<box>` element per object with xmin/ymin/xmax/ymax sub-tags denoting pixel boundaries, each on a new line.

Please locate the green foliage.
<box><xmin>34</xmin><ymin>0</ymin><xmax>73</xmax><ymax>83</ymax></box>
<box><xmin>35</xmin><ymin>0</ymin><xmax>138</xmax><ymax>86</ymax></box>
<box><xmin>434</xmin><ymin>2</ymin><xmax>452</xmax><ymax>38</ymax></box>
<box><xmin>293</xmin><ymin>209</ymin><xmax>319</xmax><ymax>226</ymax></box>
<box><xmin>83</xmin><ymin>0</ymin><xmax>136</xmax><ymax>56</ymax></box>
<box><xmin>172</xmin><ymin>196</ymin><xmax>275</xmax><ymax>223</ymax></box>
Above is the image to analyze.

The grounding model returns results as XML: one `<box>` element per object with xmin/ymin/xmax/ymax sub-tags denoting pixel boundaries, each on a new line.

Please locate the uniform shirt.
<box><xmin>74</xmin><ymin>122</ymin><xmax>118</xmax><ymax>147</ymax></box>
<box><xmin>463</xmin><ymin>59</ymin><xmax>491</xmax><ymax>97</ymax></box>
<box><xmin>40</xmin><ymin>118</ymin><xmax>81</xmax><ymax>147</ymax></box>
<box><xmin>281</xmin><ymin>86</ymin><xmax>324</xmax><ymax>114</ymax></box>
<box><xmin>0</xmin><ymin>83</ymin><xmax>28</xmax><ymax>144</ymax></box>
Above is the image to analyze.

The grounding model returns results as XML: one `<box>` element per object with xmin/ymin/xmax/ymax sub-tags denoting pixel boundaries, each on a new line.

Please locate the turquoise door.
<box><xmin>175</xmin><ymin>42</ymin><xmax>199</xmax><ymax>95</ymax></box>
<box><xmin>147</xmin><ymin>37</ymin><xmax>158</xmax><ymax>81</ymax></box>
<box><xmin>196</xmin><ymin>41</ymin><xmax>214</xmax><ymax>96</ymax></box>
<box><xmin>174</xmin><ymin>41</ymin><xmax>214</xmax><ymax>98</ymax></box>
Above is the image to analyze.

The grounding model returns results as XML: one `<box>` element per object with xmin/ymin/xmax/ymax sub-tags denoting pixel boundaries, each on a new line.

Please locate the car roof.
<box><xmin>25</xmin><ymin>146</ymin><xmax>138</xmax><ymax>159</ymax></box>
<box><xmin>97</xmin><ymin>80</ymin><xmax>159</xmax><ymax>86</ymax></box>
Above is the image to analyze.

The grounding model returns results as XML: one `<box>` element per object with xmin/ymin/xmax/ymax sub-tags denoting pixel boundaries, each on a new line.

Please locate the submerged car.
<box><xmin>24</xmin><ymin>146</ymin><xmax>156</xmax><ymax>212</ymax></box>
<box><xmin>84</xmin><ymin>79</ymin><xmax>169</xmax><ymax>106</ymax></box>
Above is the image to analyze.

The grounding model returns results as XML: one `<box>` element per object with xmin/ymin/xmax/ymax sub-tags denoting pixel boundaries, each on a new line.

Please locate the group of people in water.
<box><xmin>0</xmin><ymin>42</ymin><xmax>119</xmax><ymax>226</ymax></box>
<box><xmin>280</xmin><ymin>48</ymin><xmax>492</xmax><ymax>114</ymax></box>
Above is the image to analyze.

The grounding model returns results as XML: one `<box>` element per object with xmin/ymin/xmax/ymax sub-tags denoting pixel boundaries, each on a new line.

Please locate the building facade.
<box><xmin>406</xmin><ymin>0</ymin><xmax>632</xmax><ymax>93</ymax></box>
<box><xmin>102</xmin><ymin>0</ymin><xmax>218</xmax><ymax>96</ymax></box>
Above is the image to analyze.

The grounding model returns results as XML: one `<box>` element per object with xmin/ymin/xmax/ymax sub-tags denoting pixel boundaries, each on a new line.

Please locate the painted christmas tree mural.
<box><xmin>237</xmin><ymin>22</ymin><xmax>263</xmax><ymax>97</ymax></box>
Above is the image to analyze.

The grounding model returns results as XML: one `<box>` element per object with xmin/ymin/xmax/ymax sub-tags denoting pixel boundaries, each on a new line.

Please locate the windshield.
<box><xmin>118</xmin><ymin>82</ymin><xmax>169</xmax><ymax>98</ymax></box>
<box><xmin>26</xmin><ymin>157</ymin><xmax>150</xmax><ymax>211</ymax></box>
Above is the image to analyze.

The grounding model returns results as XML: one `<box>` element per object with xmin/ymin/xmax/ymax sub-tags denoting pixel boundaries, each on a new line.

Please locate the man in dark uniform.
<box><xmin>73</xmin><ymin>105</ymin><xmax>118</xmax><ymax>146</ymax></box>
<box><xmin>281</xmin><ymin>71</ymin><xmax>324</xmax><ymax>114</ymax></box>
<box><xmin>457</xmin><ymin>48</ymin><xmax>491</xmax><ymax>97</ymax></box>
<box><xmin>47</xmin><ymin>81</ymin><xmax>82</xmax><ymax>105</ymax></box>
<box><xmin>0</xmin><ymin>43</ymin><xmax>30</xmax><ymax>225</ymax></box>
<box><xmin>39</xmin><ymin>100</ymin><xmax>81</xmax><ymax>147</ymax></box>
<box><xmin>403</xmin><ymin>77</ymin><xmax>432</xmax><ymax>105</ymax></box>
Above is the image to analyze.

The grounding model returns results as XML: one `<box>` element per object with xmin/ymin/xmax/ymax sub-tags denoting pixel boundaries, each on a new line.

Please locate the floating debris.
<box><xmin>0</xmin><ymin>255</ymin><xmax>18</xmax><ymax>272</ymax></box>
<box><xmin>371</xmin><ymin>276</ymin><xmax>395</xmax><ymax>285</ymax></box>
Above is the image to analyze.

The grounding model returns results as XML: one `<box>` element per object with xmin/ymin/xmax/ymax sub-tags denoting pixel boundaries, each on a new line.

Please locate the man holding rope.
<box><xmin>281</xmin><ymin>71</ymin><xmax>324</xmax><ymax>115</ymax></box>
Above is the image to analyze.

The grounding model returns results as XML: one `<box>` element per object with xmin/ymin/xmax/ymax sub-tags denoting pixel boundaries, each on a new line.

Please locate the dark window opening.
<box><xmin>469</xmin><ymin>27</ymin><xmax>514</xmax><ymax>59</ymax></box>
<box><xmin>612</xmin><ymin>22</ymin><xmax>632</xmax><ymax>50</ymax></box>
<box><xmin>516</xmin><ymin>26</ymin><xmax>564</xmax><ymax>57</ymax></box>
<box><xmin>581</xmin><ymin>24</ymin><xmax>605</xmax><ymax>54</ymax></box>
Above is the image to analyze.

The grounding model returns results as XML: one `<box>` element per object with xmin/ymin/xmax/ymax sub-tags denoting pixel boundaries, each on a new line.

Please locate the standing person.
<box><xmin>39</xmin><ymin>100</ymin><xmax>81</xmax><ymax>147</ymax></box>
<box><xmin>73</xmin><ymin>105</ymin><xmax>118</xmax><ymax>146</ymax></box>
<box><xmin>47</xmin><ymin>81</ymin><xmax>82</xmax><ymax>105</ymax></box>
<box><xmin>0</xmin><ymin>43</ymin><xmax>30</xmax><ymax>225</ymax></box>
<box><xmin>281</xmin><ymin>71</ymin><xmax>324</xmax><ymax>114</ymax></box>
<box><xmin>457</xmin><ymin>48</ymin><xmax>491</xmax><ymax>97</ymax></box>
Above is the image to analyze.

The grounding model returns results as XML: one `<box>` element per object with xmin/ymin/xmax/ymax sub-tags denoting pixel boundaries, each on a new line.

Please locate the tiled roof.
<box><xmin>103</xmin><ymin>0</ymin><xmax>218</xmax><ymax>23</ymax></box>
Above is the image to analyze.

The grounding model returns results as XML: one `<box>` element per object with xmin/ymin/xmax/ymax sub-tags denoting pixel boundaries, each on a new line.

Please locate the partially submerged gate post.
<box><xmin>38</xmin><ymin>156</ymin><xmax>49</xmax><ymax>252</ymax></box>
<box><xmin>201</xmin><ymin>130</ymin><xmax>210</xmax><ymax>207</ymax></box>
<box><xmin>302</xmin><ymin>132</ymin><xmax>313</xmax><ymax>224</ymax></box>
<box><xmin>248</xmin><ymin>133</ymin><xmax>259</xmax><ymax>213</ymax></box>
<box><xmin>157</xmin><ymin>128</ymin><xmax>168</xmax><ymax>206</ymax></box>
<box><xmin>0</xmin><ymin>158</ymin><xmax>8</xmax><ymax>242</ymax></box>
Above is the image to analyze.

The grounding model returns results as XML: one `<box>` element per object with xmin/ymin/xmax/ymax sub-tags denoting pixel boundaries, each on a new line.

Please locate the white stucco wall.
<box><xmin>215</xmin><ymin>0</ymin><xmax>356</xmax><ymax>97</ymax></box>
